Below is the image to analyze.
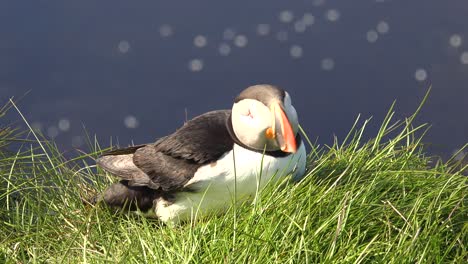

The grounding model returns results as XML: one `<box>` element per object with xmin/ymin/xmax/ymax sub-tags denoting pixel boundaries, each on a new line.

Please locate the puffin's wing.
<box><xmin>132</xmin><ymin>110</ymin><xmax>234</xmax><ymax>191</ymax></box>
<box><xmin>97</xmin><ymin>145</ymin><xmax>153</xmax><ymax>187</ymax></box>
<box><xmin>97</xmin><ymin>145</ymin><xmax>199</xmax><ymax>190</ymax></box>
<box><xmin>97</xmin><ymin>110</ymin><xmax>234</xmax><ymax>191</ymax></box>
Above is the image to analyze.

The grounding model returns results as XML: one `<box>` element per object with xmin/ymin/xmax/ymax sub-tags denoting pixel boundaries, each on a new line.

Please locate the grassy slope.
<box><xmin>0</xmin><ymin>100</ymin><xmax>466</xmax><ymax>263</ymax></box>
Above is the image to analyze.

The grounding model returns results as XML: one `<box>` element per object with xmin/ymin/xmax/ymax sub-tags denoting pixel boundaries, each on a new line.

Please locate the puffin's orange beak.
<box><xmin>270</xmin><ymin>102</ymin><xmax>297</xmax><ymax>153</ymax></box>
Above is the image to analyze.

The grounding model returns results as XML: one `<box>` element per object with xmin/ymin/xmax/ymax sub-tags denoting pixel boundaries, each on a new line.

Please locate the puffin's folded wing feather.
<box><xmin>97</xmin><ymin>154</ymin><xmax>152</xmax><ymax>187</ymax></box>
<box><xmin>132</xmin><ymin>145</ymin><xmax>201</xmax><ymax>191</ymax></box>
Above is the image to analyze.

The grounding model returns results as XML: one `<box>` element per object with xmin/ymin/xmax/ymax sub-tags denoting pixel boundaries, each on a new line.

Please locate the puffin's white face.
<box><xmin>231</xmin><ymin>91</ymin><xmax>299</xmax><ymax>152</ymax></box>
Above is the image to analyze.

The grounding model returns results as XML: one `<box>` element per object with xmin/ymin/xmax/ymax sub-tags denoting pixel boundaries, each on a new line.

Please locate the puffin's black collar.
<box><xmin>226</xmin><ymin>114</ymin><xmax>301</xmax><ymax>158</ymax></box>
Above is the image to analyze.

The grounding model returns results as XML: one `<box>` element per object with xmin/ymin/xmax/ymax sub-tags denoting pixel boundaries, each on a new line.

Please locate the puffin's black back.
<box><xmin>152</xmin><ymin>110</ymin><xmax>234</xmax><ymax>164</ymax></box>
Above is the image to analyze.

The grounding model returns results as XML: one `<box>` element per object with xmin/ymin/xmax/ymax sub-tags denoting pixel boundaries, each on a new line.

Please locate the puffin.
<box><xmin>96</xmin><ymin>84</ymin><xmax>307</xmax><ymax>223</ymax></box>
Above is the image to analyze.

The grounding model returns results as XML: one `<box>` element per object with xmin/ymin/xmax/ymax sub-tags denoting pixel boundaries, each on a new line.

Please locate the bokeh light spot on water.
<box><xmin>218</xmin><ymin>43</ymin><xmax>231</xmax><ymax>56</ymax></box>
<box><xmin>31</xmin><ymin>121</ymin><xmax>43</xmax><ymax>132</ymax></box>
<box><xmin>223</xmin><ymin>28</ymin><xmax>236</xmax><ymax>40</ymax></box>
<box><xmin>47</xmin><ymin>126</ymin><xmax>59</xmax><ymax>139</ymax></box>
<box><xmin>193</xmin><ymin>35</ymin><xmax>208</xmax><ymax>48</ymax></box>
<box><xmin>58</xmin><ymin>119</ymin><xmax>71</xmax><ymax>132</ymax></box>
<box><xmin>234</xmin><ymin>35</ymin><xmax>248</xmax><ymax>48</ymax></box>
<box><xmin>294</xmin><ymin>21</ymin><xmax>307</xmax><ymax>33</ymax></box>
<box><xmin>376</xmin><ymin>21</ymin><xmax>390</xmax><ymax>34</ymax></box>
<box><xmin>414</xmin><ymin>68</ymin><xmax>428</xmax><ymax>81</ymax></box>
<box><xmin>256</xmin><ymin>24</ymin><xmax>271</xmax><ymax>36</ymax></box>
<box><xmin>302</xmin><ymin>13</ymin><xmax>315</xmax><ymax>26</ymax></box>
<box><xmin>276</xmin><ymin>31</ymin><xmax>289</xmax><ymax>42</ymax></box>
<box><xmin>290</xmin><ymin>45</ymin><xmax>303</xmax><ymax>59</ymax></box>
<box><xmin>366</xmin><ymin>30</ymin><xmax>379</xmax><ymax>43</ymax></box>
<box><xmin>321</xmin><ymin>58</ymin><xmax>335</xmax><ymax>71</ymax></box>
<box><xmin>312</xmin><ymin>0</ymin><xmax>326</xmax><ymax>7</ymax></box>
<box><xmin>159</xmin><ymin>24</ymin><xmax>174</xmax><ymax>38</ymax></box>
<box><xmin>72</xmin><ymin>136</ymin><xmax>84</xmax><ymax>148</ymax></box>
<box><xmin>188</xmin><ymin>59</ymin><xmax>204</xmax><ymax>72</ymax></box>
<box><xmin>117</xmin><ymin>40</ymin><xmax>131</xmax><ymax>54</ymax></box>
<box><xmin>325</xmin><ymin>9</ymin><xmax>340</xmax><ymax>22</ymax></box>
<box><xmin>449</xmin><ymin>34</ymin><xmax>462</xmax><ymax>48</ymax></box>
<box><xmin>461</xmin><ymin>51</ymin><xmax>468</xmax><ymax>64</ymax></box>
<box><xmin>279</xmin><ymin>10</ymin><xmax>294</xmax><ymax>23</ymax></box>
<box><xmin>124</xmin><ymin>115</ymin><xmax>139</xmax><ymax>129</ymax></box>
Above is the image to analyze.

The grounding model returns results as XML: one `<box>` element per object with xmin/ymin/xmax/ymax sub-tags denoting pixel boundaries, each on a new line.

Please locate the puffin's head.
<box><xmin>231</xmin><ymin>84</ymin><xmax>299</xmax><ymax>153</ymax></box>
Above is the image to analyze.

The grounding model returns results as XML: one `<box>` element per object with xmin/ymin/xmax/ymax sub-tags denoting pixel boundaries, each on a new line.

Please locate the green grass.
<box><xmin>0</xmin><ymin>97</ymin><xmax>466</xmax><ymax>263</ymax></box>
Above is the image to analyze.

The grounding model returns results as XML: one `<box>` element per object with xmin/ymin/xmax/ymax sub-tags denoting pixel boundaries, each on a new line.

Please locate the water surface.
<box><xmin>1</xmin><ymin>0</ymin><xmax>466</xmax><ymax>159</ymax></box>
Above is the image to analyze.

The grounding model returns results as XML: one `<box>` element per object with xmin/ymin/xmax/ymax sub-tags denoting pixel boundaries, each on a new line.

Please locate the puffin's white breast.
<box><xmin>154</xmin><ymin>142</ymin><xmax>307</xmax><ymax>223</ymax></box>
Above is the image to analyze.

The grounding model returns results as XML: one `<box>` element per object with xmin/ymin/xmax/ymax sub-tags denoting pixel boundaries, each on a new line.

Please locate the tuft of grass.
<box><xmin>0</xmin><ymin>97</ymin><xmax>466</xmax><ymax>263</ymax></box>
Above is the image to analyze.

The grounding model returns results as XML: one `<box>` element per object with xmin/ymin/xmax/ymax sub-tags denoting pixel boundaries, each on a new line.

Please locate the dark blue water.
<box><xmin>1</xmin><ymin>0</ymin><xmax>467</xmax><ymax>159</ymax></box>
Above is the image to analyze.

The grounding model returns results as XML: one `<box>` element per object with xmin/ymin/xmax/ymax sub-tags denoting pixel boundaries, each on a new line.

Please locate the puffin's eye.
<box><xmin>247</xmin><ymin>109</ymin><xmax>254</xmax><ymax>119</ymax></box>
<box><xmin>242</xmin><ymin>109</ymin><xmax>254</xmax><ymax>119</ymax></box>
